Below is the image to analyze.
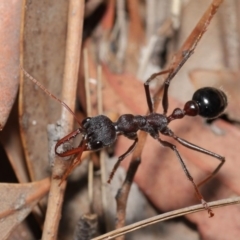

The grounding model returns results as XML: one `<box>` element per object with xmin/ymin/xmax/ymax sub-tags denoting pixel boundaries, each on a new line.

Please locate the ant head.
<box><xmin>184</xmin><ymin>87</ymin><xmax>228</xmax><ymax>119</ymax></box>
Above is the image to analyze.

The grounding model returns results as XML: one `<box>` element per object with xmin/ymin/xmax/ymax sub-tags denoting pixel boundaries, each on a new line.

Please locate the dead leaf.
<box><xmin>0</xmin><ymin>178</ymin><xmax>50</xmax><ymax>240</ymax></box>
<box><xmin>103</xmin><ymin>64</ymin><xmax>148</xmax><ymax>115</ymax></box>
<box><xmin>19</xmin><ymin>0</ymin><xmax>68</xmax><ymax>181</ymax></box>
<box><xmin>0</xmin><ymin>103</ymin><xmax>29</xmax><ymax>183</ymax></box>
<box><xmin>0</xmin><ymin>0</ymin><xmax>22</xmax><ymax>130</ymax></box>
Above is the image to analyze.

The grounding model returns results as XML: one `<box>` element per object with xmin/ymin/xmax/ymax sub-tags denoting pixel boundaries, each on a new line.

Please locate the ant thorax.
<box><xmin>115</xmin><ymin>113</ymin><xmax>168</xmax><ymax>139</ymax></box>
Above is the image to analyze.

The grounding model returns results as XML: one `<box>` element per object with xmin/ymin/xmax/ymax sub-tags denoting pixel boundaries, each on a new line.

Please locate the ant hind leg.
<box><xmin>171</xmin><ymin>135</ymin><xmax>225</xmax><ymax>188</ymax></box>
<box><xmin>157</xmin><ymin>137</ymin><xmax>214</xmax><ymax>217</ymax></box>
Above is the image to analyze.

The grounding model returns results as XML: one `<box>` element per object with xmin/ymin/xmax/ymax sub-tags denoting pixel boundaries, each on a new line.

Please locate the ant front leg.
<box><xmin>55</xmin><ymin>128</ymin><xmax>87</xmax><ymax>185</ymax></box>
<box><xmin>58</xmin><ymin>145</ymin><xmax>86</xmax><ymax>185</ymax></box>
<box><xmin>108</xmin><ymin>137</ymin><xmax>138</xmax><ymax>183</ymax></box>
<box><xmin>55</xmin><ymin>128</ymin><xmax>85</xmax><ymax>157</ymax></box>
<box><xmin>157</xmin><ymin>137</ymin><xmax>214</xmax><ymax>217</ymax></box>
<box><xmin>144</xmin><ymin>69</ymin><xmax>173</xmax><ymax>113</ymax></box>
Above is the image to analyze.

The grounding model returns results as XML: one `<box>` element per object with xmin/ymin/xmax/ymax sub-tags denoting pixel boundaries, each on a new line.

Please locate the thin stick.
<box><xmin>93</xmin><ymin>196</ymin><xmax>240</xmax><ymax>240</ymax></box>
<box><xmin>88</xmin><ymin>157</ymin><xmax>94</xmax><ymax>212</ymax></box>
<box><xmin>97</xmin><ymin>65</ymin><xmax>110</xmax><ymax>230</ymax></box>
<box><xmin>84</xmin><ymin>48</ymin><xmax>92</xmax><ymax>117</ymax></box>
<box><xmin>84</xmin><ymin>48</ymin><xmax>94</xmax><ymax>212</ymax></box>
<box><xmin>42</xmin><ymin>1</ymin><xmax>85</xmax><ymax>239</ymax></box>
<box><xmin>116</xmin><ymin>0</ymin><xmax>127</xmax><ymax>68</ymax></box>
<box><xmin>97</xmin><ymin>65</ymin><xmax>103</xmax><ymax>114</ymax></box>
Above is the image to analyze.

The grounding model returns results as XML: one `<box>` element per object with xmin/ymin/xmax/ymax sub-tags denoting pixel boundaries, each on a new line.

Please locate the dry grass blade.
<box><xmin>93</xmin><ymin>196</ymin><xmax>240</xmax><ymax>240</ymax></box>
<box><xmin>219</xmin><ymin>0</ymin><xmax>240</xmax><ymax>69</ymax></box>
<box><xmin>84</xmin><ymin>48</ymin><xmax>94</xmax><ymax>212</ymax></box>
<box><xmin>97</xmin><ymin>65</ymin><xmax>112</xmax><ymax>232</ymax></box>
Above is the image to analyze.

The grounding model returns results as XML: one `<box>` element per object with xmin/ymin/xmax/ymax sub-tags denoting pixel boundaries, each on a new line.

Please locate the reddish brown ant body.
<box><xmin>22</xmin><ymin>67</ymin><xmax>227</xmax><ymax>217</ymax></box>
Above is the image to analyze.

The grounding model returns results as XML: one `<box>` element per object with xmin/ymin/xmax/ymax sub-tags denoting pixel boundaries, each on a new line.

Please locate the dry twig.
<box><xmin>42</xmin><ymin>1</ymin><xmax>85</xmax><ymax>239</ymax></box>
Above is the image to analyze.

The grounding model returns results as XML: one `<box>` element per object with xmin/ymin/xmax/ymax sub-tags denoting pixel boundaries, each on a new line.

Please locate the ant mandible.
<box><xmin>22</xmin><ymin>67</ymin><xmax>227</xmax><ymax>217</ymax></box>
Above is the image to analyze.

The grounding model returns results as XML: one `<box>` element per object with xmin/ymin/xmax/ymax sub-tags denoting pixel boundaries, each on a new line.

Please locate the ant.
<box><xmin>22</xmin><ymin>67</ymin><xmax>227</xmax><ymax>217</ymax></box>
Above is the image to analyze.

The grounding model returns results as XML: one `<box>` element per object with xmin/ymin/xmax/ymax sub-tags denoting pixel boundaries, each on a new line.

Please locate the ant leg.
<box><xmin>58</xmin><ymin>153</ymin><xmax>83</xmax><ymax>185</ymax></box>
<box><xmin>58</xmin><ymin>140</ymin><xmax>87</xmax><ymax>185</ymax></box>
<box><xmin>171</xmin><ymin>134</ymin><xmax>225</xmax><ymax>187</ymax></box>
<box><xmin>56</xmin><ymin>144</ymin><xmax>86</xmax><ymax>157</ymax></box>
<box><xmin>157</xmin><ymin>137</ymin><xmax>214</xmax><ymax>217</ymax></box>
<box><xmin>144</xmin><ymin>69</ymin><xmax>173</xmax><ymax>113</ymax></box>
<box><xmin>54</xmin><ymin>128</ymin><xmax>87</xmax><ymax>185</ymax></box>
<box><xmin>107</xmin><ymin>137</ymin><xmax>138</xmax><ymax>183</ymax></box>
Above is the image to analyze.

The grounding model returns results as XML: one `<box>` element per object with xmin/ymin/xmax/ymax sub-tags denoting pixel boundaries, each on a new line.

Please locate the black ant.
<box><xmin>22</xmin><ymin>68</ymin><xmax>227</xmax><ymax>217</ymax></box>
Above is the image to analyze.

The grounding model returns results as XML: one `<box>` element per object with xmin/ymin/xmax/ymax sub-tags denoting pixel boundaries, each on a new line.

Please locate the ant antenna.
<box><xmin>20</xmin><ymin>66</ymin><xmax>82</xmax><ymax>126</ymax></box>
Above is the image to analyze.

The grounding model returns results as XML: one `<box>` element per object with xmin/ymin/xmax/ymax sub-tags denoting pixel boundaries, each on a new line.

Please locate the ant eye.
<box><xmin>90</xmin><ymin>141</ymin><xmax>103</xmax><ymax>149</ymax></box>
<box><xmin>192</xmin><ymin>87</ymin><xmax>227</xmax><ymax>118</ymax></box>
<box><xmin>82</xmin><ymin>117</ymin><xmax>91</xmax><ymax>127</ymax></box>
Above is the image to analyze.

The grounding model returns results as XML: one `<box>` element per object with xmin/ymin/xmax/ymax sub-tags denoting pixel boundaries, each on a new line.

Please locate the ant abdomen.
<box><xmin>184</xmin><ymin>87</ymin><xmax>228</xmax><ymax>119</ymax></box>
